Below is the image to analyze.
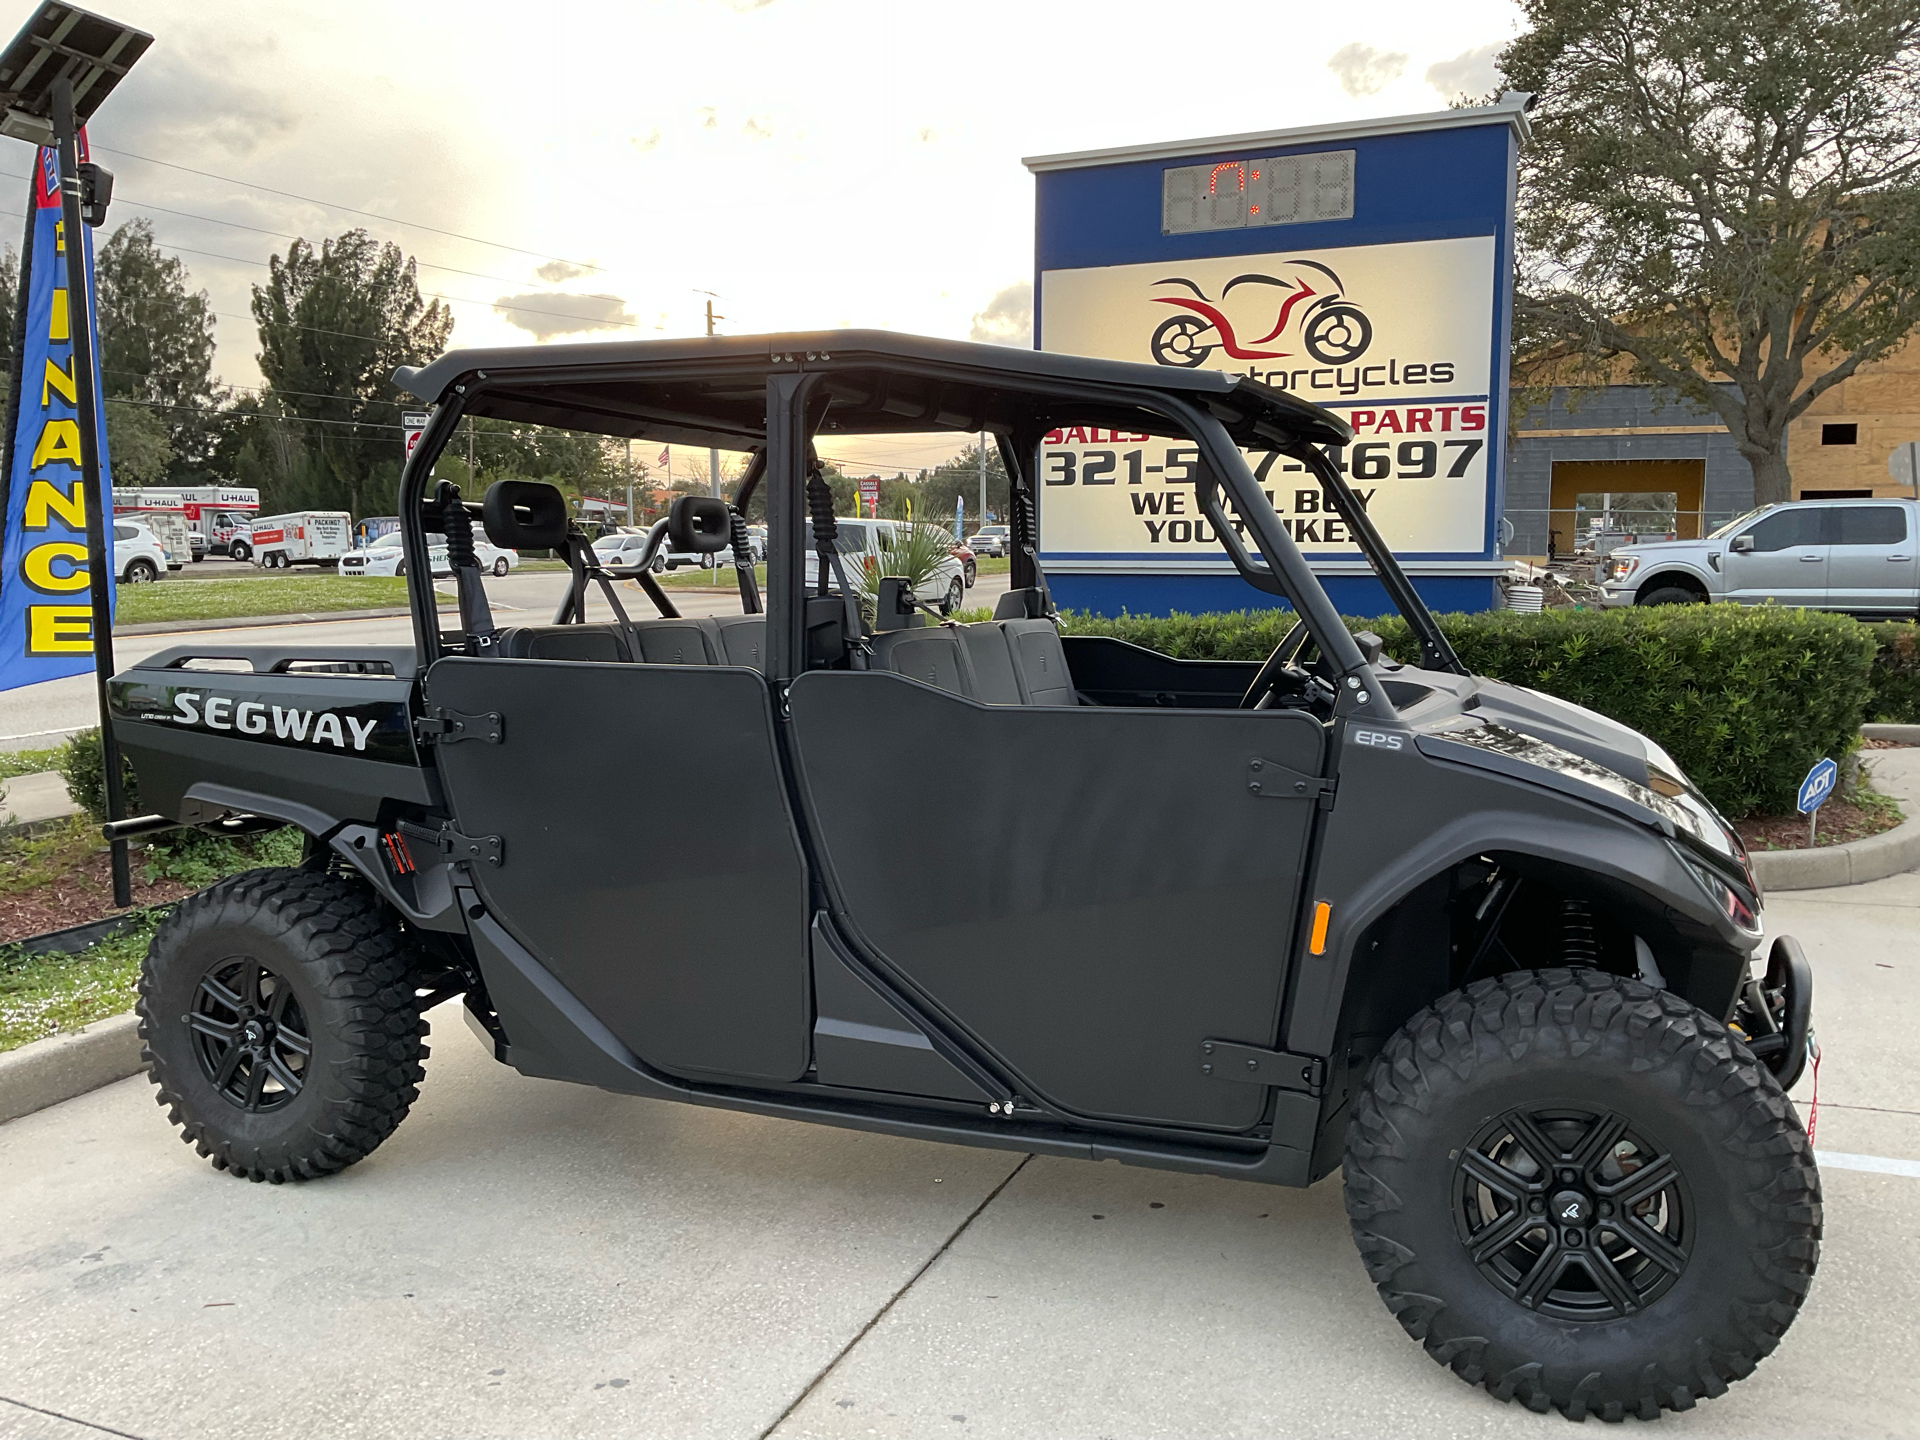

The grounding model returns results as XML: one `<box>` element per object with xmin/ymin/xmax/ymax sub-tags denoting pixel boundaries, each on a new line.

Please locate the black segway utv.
<box><xmin>110</xmin><ymin>331</ymin><xmax>1818</xmax><ymax>1421</ymax></box>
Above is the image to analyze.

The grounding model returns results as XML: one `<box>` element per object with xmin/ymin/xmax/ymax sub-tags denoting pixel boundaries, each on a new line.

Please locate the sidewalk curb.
<box><xmin>115</xmin><ymin>602</ymin><xmax>454</xmax><ymax>636</ymax></box>
<box><xmin>0</xmin><ymin>1012</ymin><xmax>144</xmax><ymax>1125</ymax></box>
<box><xmin>1752</xmin><ymin>747</ymin><xmax>1920</xmax><ymax>891</ymax></box>
<box><xmin>1864</xmin><ymin>723</ymin><xmax>1920</xmax><ymax>744</ymax></box>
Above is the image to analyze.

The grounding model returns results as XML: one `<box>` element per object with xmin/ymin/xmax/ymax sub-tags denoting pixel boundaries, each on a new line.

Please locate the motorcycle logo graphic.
<box><xmin>1148</xmin><ymin>260</ymin><xmax>1372</xmax><ymax>369</ymax></box>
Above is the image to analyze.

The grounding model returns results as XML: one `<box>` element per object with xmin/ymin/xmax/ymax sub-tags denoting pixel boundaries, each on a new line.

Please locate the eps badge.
<box><xmin>1352</xmin><ymin>729</ymin><xmax>1404</xmax><ymax>750</ymax></box>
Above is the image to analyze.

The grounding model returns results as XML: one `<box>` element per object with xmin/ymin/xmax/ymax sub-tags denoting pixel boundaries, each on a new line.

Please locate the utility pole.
<box><xmin>702</xmin><ymin>294</ymin><xmax>724</xmax><ymax>498</ymax></box>
<box><xmin>978</xmin><ymin>430</ymin><xmax>987</xmax><ymax>532</ymax></box>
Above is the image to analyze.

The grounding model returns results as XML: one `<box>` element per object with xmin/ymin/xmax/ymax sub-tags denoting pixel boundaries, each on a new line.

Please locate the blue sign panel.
<box><xmin>1797</xmin><ymin>758</ymin><xmax>1838</xmax><ymax>815</ymax></box>
<box><xmin>1026</xmin><ymin>99</ymin><xmax>1528</xmax><ymax>618</ymax></box>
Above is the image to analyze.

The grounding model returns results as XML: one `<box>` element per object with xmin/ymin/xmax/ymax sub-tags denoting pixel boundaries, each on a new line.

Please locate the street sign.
<box><xmin>857</xmin><ymin>476</ymin><xmax>879</xmax><ymax>517</ymax></box>
<box><xmin>1025</xmin><ymin>96</ymin><xmax>1529</xmax><ymax>617</ymax></box>
<box><xmin>1797</xmin><ymin>758</ymin><xmax>1838</xmax><ymax>815</ymax></box>
<box><xmin>402</xmin><ymin>410</ymin><xmax>430</xmax><ymax>470</ymax></box>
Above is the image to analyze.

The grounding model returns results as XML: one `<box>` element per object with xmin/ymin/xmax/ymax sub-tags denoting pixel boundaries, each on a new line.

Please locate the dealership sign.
<box><xmin>1025</xmin><ymin>99</ymin><xmax>1529</xmax><ymax>614</ymax></box>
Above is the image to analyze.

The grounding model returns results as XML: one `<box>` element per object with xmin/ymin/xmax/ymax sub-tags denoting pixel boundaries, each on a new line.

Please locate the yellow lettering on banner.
<box><xmin>31</xmin><ymin>419</ymin><xmax>81</xmax><ymax>470</ymax></box>
<box><xmin>26</xmin><ymin>604</ymin><xmax>91</xmax><ymax>655</ymax></box>
<box><xmin>22</xmin><ymin>540</ymin><xmax>88</xmax><ymax>593</ymax></box>
<box><xmin>40</xmin><ymin>357</ymin><xmax>75</xmax><ymax>407</ymax></box>
<box><xmin>48</xmin><ymin>288</ymin><xmax>67</xmax><ymax>342</ymax></box>
<box><xmin>23</xmin><ymin>478</ymin><xmax>83</xmax><ymax>529</ymax></box>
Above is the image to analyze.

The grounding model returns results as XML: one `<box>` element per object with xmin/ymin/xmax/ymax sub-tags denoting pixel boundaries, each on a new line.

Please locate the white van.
<box><xmin>249</xmin><ymin>512</ymin><xmax>354</xmax><ymax>569</ymax></box>
<box><xmin>803</xmin><ymin>518</ymin><xmax>967</xmax><ymax>614</ymax></box>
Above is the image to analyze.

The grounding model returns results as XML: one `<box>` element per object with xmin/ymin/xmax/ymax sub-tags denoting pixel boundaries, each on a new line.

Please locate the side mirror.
<box><xmin>668</xmin><ymin>495</ymin><xmax>732</xmax><ymax>553</ymax></box>
<box><xmin>1729</xmin><ymin>534</ymin><xmax>1756</xmax><ymax>554</ymax></box>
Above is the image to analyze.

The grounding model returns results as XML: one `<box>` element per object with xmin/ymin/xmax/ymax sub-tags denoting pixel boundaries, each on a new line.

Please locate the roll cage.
<box><xmin>391</xmin><ymin>330</ymin><xmax>1464</xmax><ymax>698</ymax></box>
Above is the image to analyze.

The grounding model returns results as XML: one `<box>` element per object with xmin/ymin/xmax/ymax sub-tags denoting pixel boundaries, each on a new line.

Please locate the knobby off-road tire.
<box><xmin>137</xmin><ymin>868</ymin><xmax>427</xmax><ymax>1183</ymax></box>
<box><xmin>1344</xmin><ymin>969</ymin><xmax>1821</xmax><ymax>1421</ymax></box>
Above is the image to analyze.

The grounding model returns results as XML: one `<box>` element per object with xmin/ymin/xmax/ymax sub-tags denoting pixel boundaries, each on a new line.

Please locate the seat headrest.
<box><xmin>669</xmin><ymin>495</ymin><xmax>732</xmax><ymax>554</ymax></box>
<box><xmin>483</xmin><ymin>481</ymin><xmax>569</xmax><ymax>550</ymax></box>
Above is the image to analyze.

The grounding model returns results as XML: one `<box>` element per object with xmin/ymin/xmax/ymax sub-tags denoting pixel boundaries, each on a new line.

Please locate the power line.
<box><xmin>0</xmin><ymin>175</ymin><xmax>639</xmax><ymax>308</ymax></box>
<box><xmin>92</xmin><ymin>144</ymin><xmax>608</xmax><ymax>276</ymax></box>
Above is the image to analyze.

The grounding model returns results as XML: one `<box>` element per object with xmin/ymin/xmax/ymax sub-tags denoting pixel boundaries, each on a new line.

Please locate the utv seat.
<box><xmin>491</xmin><ymin>616</ymin><xmax>768</xmax><ymax>672</ymax></box>
<box><xmin>867</xmin><ymin>620</ymin><xmax>1078</xmax><ymax>706</ymax></box>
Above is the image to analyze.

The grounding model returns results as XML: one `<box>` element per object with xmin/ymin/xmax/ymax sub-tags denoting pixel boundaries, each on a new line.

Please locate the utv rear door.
<box><xmin>786</xmin><ymin>672</ymin><xmax>1324</xmax><ymax>1132</ymax></box>
<box><xmin>425</xmin><ymin>656</ymin><xmax>813</xmax><ymax>1084</ymax></box>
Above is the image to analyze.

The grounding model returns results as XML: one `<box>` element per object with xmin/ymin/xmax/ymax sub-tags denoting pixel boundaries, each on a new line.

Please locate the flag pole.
<box><xmin>51</xmin><ymin>76</ymin><xmax>130</xmax><ymax>907</ymax></box>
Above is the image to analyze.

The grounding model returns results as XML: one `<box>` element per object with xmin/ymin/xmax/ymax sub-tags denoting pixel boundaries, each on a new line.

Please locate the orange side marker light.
<box><xmin>1308</xmin><ymin>901</ymin><xmax>1332</xmax><ymax>956</ymax></box>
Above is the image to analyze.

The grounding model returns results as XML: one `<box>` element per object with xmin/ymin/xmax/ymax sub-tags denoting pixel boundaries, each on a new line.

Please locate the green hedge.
<box><xmin>1865</xmin><ymin>621</ymin><xmax>1920</xmax><ymax>723</ymax></box>
<box><xmin>1059</xmin><ymin>607</ymin><xmax>1877</xmax><ymax>820</ymax></box>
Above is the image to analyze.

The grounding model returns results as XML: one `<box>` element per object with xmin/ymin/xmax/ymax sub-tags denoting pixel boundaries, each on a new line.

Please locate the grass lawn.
<box><xmin>116</xmin><ymin>575</ymin><xmax>450</xmax><ymax>627</ymax></box>
<box><xmin>0</xmin><ymin>913</ymin><xmax>160</xmax><ymax>1051</ymax></box>
<box><xmin>0</xmin><ymin>746</ymin><xmax>61</xmax><ymax>780</ymax></box>
<box><xmin>0</xmin><ymin>819</ymin><xmax>304</xmax><ymax>1052</ymax></box>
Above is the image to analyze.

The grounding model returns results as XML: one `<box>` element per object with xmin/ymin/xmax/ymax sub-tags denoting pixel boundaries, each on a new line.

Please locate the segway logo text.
<box><xmin>169</xmin><ymin>691</ymin><xmax>378</xmax><ymax>751</ymax></box>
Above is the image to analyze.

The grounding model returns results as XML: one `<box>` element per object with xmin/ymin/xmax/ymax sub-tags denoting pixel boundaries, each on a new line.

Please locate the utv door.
<box><xmin>425</xmin><ymin>656</ymin><xmax>813</xmax><ymax>1083</ymax></box>
<box><xmin>787</xmin><ymin>672</ymin><xmax>1325</xmax><ymax>1132</ymax></box>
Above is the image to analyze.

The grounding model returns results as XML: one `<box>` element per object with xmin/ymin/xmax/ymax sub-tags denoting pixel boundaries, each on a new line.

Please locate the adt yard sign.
<box><xmin>1025</xmin><ymin>96</ymin><xmax>1530</xmax><ymax>616</ymax></box>
<box><xmin>1798</xmin><ymin>758</ymin><xmax>1838</xmax><ymax>815</ymax></box>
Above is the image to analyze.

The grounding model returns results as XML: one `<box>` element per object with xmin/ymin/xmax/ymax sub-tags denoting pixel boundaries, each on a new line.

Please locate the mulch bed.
<box><xmin>0</xmin><ymin>847</ymin><xmax>190</xmax><ymax>946</ymax></box>
<box><xmin>1737</xmin><ymin>796</ymin><xmax>1906</xmax><ymax>852</ymax></box>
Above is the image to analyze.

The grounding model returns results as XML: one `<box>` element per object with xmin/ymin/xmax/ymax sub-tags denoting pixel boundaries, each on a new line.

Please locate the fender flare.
<box><xmin>177</xmin><ymin>781</ymin><xmax>461</xmax><ymax>931</ymax></box>
<box><xmin>1634</xmin><ymin>564</ymin><xmax>1714</xmax><ymax>600</ymax></box>
<box><xmin>1284</xmin><ymin>806</ymin><xmax>1745</xmax><ymax>1056</ymax></box>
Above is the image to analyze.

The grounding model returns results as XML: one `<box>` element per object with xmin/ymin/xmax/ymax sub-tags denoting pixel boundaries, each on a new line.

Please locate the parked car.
<box><xmin>249</xmin><ymin>511</ymin><xmax>355</xmax><ymax>570</ymax></box>
<box><xmin>111</xmin><ymin>520</ymin><xmax>169</xmax><ymax>583</ymax></box>
<box><xmin>967</xmin><ymin>523</ymin><xmax>1009</xmax><ymax>557</ymax></box>
<box><xmin>594</xmin><ymin>529</ymin><xmax>721</xmax><ymax>572</ymax></box>
<box><xmin>1599</xmin><ymin>497</ymin><xmax>1919</xmax><ymax>615</ymax></box>
<box><xmin>804</xmin><ymin>517</ymin><xmax>968</xmax><ymax>614</ymax></box>
<box><xmin>950</xmin><ymin>539</ymin><xmax>977</xmax><ymax>588</ymax></box>
<box><xmin>338</xmin><ymin>532</ymin><xmax>517</xmax><ymax>578</ymax></box>
<box><xmin>187</xmin><ymin>529</ymin><xmax>207</xmax><ymax>563</ymax></box>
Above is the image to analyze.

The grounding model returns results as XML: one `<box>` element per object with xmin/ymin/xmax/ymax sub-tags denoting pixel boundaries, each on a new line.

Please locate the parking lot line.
<box><xmin>1816</xmin><ymin>1150</ymin><xmax>1920</xmax><ymax>1178</ymax></box>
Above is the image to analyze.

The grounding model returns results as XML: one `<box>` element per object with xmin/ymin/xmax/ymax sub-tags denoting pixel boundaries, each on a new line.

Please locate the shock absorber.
<box><xmin>727</xmin><ymin>507</ymin><xmax>761</xmax><ymax>613</ymax></box>
<box><xmin>805</xmin><ymin>463</ymin><xmax>837</xmax><ymax>596</ymax></box>
<box><xmin>1562</xmin><ymin>899</ymin><xmax>1599</xmax><ymax>968</ymax></box>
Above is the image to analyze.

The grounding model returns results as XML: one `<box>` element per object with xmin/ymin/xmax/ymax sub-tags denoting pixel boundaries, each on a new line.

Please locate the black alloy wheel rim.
<box><xmin>185</xmin><ymin>957</ymin><xmax>313</xmax><ymax>1112</ymax></box>
<box><xmin>1452</xmin><ymin>1104</ymin><xmax>1691</xmax><ymax>1320</ymax></box>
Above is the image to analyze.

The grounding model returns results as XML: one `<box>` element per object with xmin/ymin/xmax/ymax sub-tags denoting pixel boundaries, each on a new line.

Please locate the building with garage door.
<box><xmin>1503</xmin><ymin>337</ymin><xmax>1920</xmax><ymax>561</ymax></box>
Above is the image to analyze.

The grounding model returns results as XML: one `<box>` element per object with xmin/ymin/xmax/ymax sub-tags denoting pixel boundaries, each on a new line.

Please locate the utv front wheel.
<box><xmin>1344</xmin><ymin>969</ymin><xmax>1820</xmax><ymax>1421</ymax></box>
<box><xmin>137</xmin><ymin>868</ymin><xmax>427</xmax><ymax>1183</ymax></box>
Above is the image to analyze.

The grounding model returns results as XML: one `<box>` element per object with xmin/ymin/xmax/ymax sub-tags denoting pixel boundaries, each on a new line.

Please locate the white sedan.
<box><xmin>338</xmin><ymin>533</ymin><xmax>518</xmax><ymax>577</ymax></box>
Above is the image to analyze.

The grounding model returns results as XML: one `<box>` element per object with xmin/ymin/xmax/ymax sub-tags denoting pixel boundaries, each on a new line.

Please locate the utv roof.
<box><xmin>392</xmin><ymin>329</ymin><xmax>1350</xmax><ymax>453</ymax></box>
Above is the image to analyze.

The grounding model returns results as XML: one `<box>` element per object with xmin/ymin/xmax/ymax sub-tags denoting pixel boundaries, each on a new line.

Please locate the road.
<box><xmin>0</xmin><ymin>871</ymin><xmax>1914</xmax><ymax>1438</ymax></box>
<box><xmin>0</xmin><ymin>569</ymin><xmax>1012</xmax><ymax>749</ymax></box>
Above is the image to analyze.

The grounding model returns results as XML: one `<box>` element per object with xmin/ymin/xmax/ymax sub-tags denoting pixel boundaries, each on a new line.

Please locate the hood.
<box><xmin>1612</xmin><ymin>537</ymin><xmax>1710</xmax><ymax>557</ymax></box>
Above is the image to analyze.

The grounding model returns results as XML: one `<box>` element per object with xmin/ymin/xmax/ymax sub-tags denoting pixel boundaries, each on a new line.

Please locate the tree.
<box><xmin>252</xmin><ymin>229</ymin><xmax>453</xmax><ymax>517</ymax></box>
<box><xmin>918</xmin><ymin>442</ymin><xmax>1009</xmax><ymax>529</ymax></box>
<box><xmin>1504</xmin><ymin>0</ymin><xmax>1920</xmax><ymax>503</ymax></box>
<box><xmin>104</xmin><ymin>399</ymin><xmax>172</xmax><ymax>485</ymax></box>
<box><xmin>96</xmin><ymin>220</ymin><xmax>218</xmax><ymax>482</ymax></box>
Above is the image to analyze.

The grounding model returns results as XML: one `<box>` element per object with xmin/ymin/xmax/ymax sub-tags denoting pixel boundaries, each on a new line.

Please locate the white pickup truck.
<box><xmin>1599</xmin><ymin>497</ymin><xmax>1920</xmax><ymax>617</ymax></box>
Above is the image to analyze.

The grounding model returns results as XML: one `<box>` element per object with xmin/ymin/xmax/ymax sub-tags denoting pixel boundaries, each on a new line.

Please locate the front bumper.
<box><xmin>1598</xmin><ymin>584</ymin><xmax>1635</xmax><ymax>608</ymax></box>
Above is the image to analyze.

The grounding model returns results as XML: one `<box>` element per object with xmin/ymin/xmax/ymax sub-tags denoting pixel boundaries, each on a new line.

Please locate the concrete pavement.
<box><xmin>0</xmin><ymin>571</ymin><xmax>1013</xmax><ymax>749</ymax></box>
<box><xmin>0</xmin><ymin>868</ymin><xmax>1912</xmax><ymax>1438</ymax></box>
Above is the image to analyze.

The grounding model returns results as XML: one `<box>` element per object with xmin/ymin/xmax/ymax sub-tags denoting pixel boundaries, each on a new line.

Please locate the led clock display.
<box><xmin>1161</xmin><ymin>149</ymin><xmax>1355</xmax><ymax>235</ymax></box>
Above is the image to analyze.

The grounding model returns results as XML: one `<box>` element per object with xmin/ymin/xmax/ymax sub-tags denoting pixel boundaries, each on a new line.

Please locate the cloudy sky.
<box><xmin>30</xmin><ymin>0</ymin><xmax>1517</xmax><ymax>471</ymax></box>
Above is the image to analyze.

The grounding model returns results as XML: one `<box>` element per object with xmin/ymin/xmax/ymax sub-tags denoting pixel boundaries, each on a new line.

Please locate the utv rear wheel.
<box><xmin>137</xmin><ymin>868</ymin><xmax>427</xmax><ymax>1183</ymax></box>
<box><xmin>1344</xmin><ymin>969</ymin><xmax>1820</xmax><ymax>1421</ymax></box>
